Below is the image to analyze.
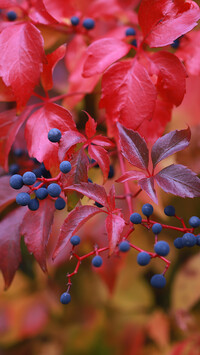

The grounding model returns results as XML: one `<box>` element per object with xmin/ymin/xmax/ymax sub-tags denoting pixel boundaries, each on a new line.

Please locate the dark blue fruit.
<box><xmin>60</xmin><ymin>292</ymin><xmax>71</xmax><ymax>304</ymax></box>
<box><xmin>82</xmin><ymin>18</ymin><xmax>95</xmax><ymax>30</ymax></box>
<box><xmin>164</xmin><ymin>205</ymin><xmax>175</xmax><ymax>217</ymax></box>
<box><xmin>70</xmin><ymin>16</ymin><xmax>80</xmax><ymax>26</ymax></box>
<box><xmin>55</xmin><ymin>197</ymin><xmax>66</xmax><ymax>210</ymax></box>
<box><xmin>7</xmin><ymin>11</ymin><xmax>17</xmax><ymax>21</ymax></box>
<box><xmin>16</xmin><ymin>192</ymin><xmax>31</xmax><ymax>206</ymax></box>
<box><xmin>23</xmin><ymin>171</ymin><xmax>36</xmax><ymax>185</ymax></box>
<box><xmin>150</xmin><ymin>274</ymin><xmax>166</xmax><ymax>288</ymax></box>
<box><xmin>94</xmin><ymin>201</ymin><xmax>103</xmax><ymax>208</ymax></box>
<box><xmin>60</xmin><ymin>161</ymin><xmax>71</xmax><ymax>174</ymax></box>
<box><xmin>92</xmin><ymin>255</ymin><xmax>103</xmax><ymax>267</ymax></box>
<box><xmin>174</xmin><ymin>237</ymin><xmax>184</xmax><ymax>249</ymax></box>
<box><xmin>10</xmin><ymin>174</ymin><xmax>23</xmax><ymax>189</ymax></box>
<box><xmin>154</xmin><ymin>241</ymin><xmax>170</xmax><ymax>256</ymax></box>
<box><xmin>48</xmin><ymin>128</ymin><xmax>61</xmax><ymax>143</ymax></box>
<box><xmin>182</xmin><ymin>233</ymin><xmax>196</xmax><ymax>247</ymax></box>
<box><xmin>118</xmin><ymin>240</ymin><xmax>130</xmax><ymax>252</ymax></box>
<box><xmin>125</xmin><ymin>27</ymin><xmax>136</xmax><ymax>36</ymax></box>
<box><xmin>108</xmin><ymin>165</ymin><xmax>114</xmax><ymax>179</ymax></box>
<box><xmin>142</xmin><ymin>203</ymin><xmax>153</xmax><ymax>217</ymax></box>
<box><xmin>189</xmin><ymin>216</ymin><xmax>200</xmax><ymax>228</ymax></box>
<box><xmin>130</xmin><ymin>213</ymin><xmax>142</xmax><ymax>224</ymax></box>
<box><xmin>152</xmin><ymin>223</ymin><xmax>162</xmax><ymax>234</ymax></box>
<box><xmin>137</xmin><ymin>252</ymin><xmax>151</xmax><ymax>266</ymax></box>
<box><xmin>28</xmin><ymin>198</ymin><xmax>39</xmax><ymax>211</ymax></box>
<box><xmin>70</xmin><ymin>235</ymin><xmax>81</xmax><ymax>246</ymax></box>
<box><xmin>47</xmin><ymin>183</ymin><xmax>61</xmax><ymax>197</ymax></box>
<box><xmin>9</xmin><ymin>164</ymin><xmax>19</xmax><ymax>175</ymax></box>
<box><xmin>35</xmin><ymin>187</ymin><xmax>48</xmax><ymax>200</ymax></box>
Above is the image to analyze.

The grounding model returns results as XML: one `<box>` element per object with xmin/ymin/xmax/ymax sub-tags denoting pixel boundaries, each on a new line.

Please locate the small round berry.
<box><xmin>164</xmin><ymin>205</ymin><xmax>175</xmax><ymax>217</ymax></box>
<box><xmin>174</xmin><ymin>237</ymin><xmax>184</xmax><ymax>249</ymax></box>
<box><xmin>108</xmin><ymin>165</ymin><xmax>114</xmax><ymax>179</ymax></box>
<box><xmin>91</xmin><ymin>159</ymin><xmax>99</xmax><ymax>168</ymax></box>
<box><xmin>55</xmin><ymin>197</ymin><xmax>66</xmax><ymax>210</ymax></box>
<box><xmin>142</xmin><ymin>203</ymin><xmax>153</xmax><ymax>217</ymax></box>
<box><xmin>28</xmin><ymin>198</ymin><xmax>39</xmax><ymax>211</ymax></box>
<box><xmin>131</xmin><ymin>39</ymin><xmax>137</xmax><ymax>47</ymax></box>
<box><xmin>92</xmin><ymin>255</ymin><xmax>103</xmax><ymax>267</ymax></box>
<box><xmin>137</xmin><ymin>252</ymin><xmax>151</xmax><ymax>266</ymax></box>
<box><xmin>10</xmin><ymin>174</ymin><xmax>23</xmax><ymax>189</ymax></box>
<box><xmin>22</xmin><ymin>171</ymin><xmax>36</xmax><ymax>185</ymax></box>
<box><xmin>47</xmin><ymin>183</ymin><xmax>61</xmax><ymax>197</ymax></box>
<box><xmin>125</xmin><ymin>27</ymin><xmax>136</xmax><ymax>36</ymax></box>
<box><xmin>70</xmin><ymin>16</ymin><xmax>80</xmax><ymax>26</ymax></box>
<box><xmin>60</xmin><ymin>292</ymin><xmax>71</xmax><ymax>305</ymax></box>
<box><xmin>182</xmin><ymin>233</ymin><xmax>196</xmax><ymax>247</ymax></box>
<box><xmin>9</xmin><ymin>163</ymin><xmax>19</xmax><ymax>175</ymax></box>
<box><xmin>152</xmin><ymin>223</ymin><xmax>162</xmax><ymax>234</ymax></box>
<box><xmin>13</xmin><ymin>148</ymin><xmax>24</xmax><ymax>157</ymax></box>
<box><xmin>171</xmin><ymin>38</ymin><xmax>180</xmax><ymax>49</ymax></box>
<box><xmin>88</xmin><ymin>178</ymin><xmax>93</xmax><ymax>183</ymax></box>
<box><xmin>150</xmin><ymin>274</ymin><xmax>166</xmax><ymax>288</ymax></box>
<box><xmin>35</xmin><ymin>187</ymin><xmax>48</xmax><ymax>200</ymax></box>
<box><xmin>7</xmin><ymin>11</ymin><xmax>17</xmax><ymax>21</ymax></box>
<box><xmin>94</xmin><ymin>201</ymin><xmax>103</xmax><ymax>208</ymax></box>
<box><xmin>82</xmin><ymin>18</ymin><xmax>95</xmax><ymax>30</ymax></box>
<box><xmin>60</xmin><ymin>161</ymin><xmax>71</xmax><ymax>174</ymax></box>
<box><xmin>119</xmin><ymin>240</ymin><xmax>130</xmax><ymax>252</ymax></box>
<box><xmin>70</xmin><ymin>235</ymin><xmax>81</xmax><ymax>246</ymax></box>
<box><xmin>16</xmin><ymin>192</ymin><xmax>31</xmax><ymax>206</ymax></box>
<box><xmin>189</xmin><ymin>216</ymin><xmax>200</xmax><ymax>228</ymax></box>
<box><xmin>130</xmin><ymin>213</ymin><xmax>142</xmax><ymax>224</ymax></box>
<box><xmin>196</xmin><ymin>235</ymin><xmax>200</xmax><ymax>246</ymax></box>
<box><xmin>154</xmin><ymin>241</ymin><xmax>170</xmax><ymax>256</ymax></box>
<box><xmin>48</xmin><ymin>128</ymin><xmax>61</xmax><ymax>143</ymax></box>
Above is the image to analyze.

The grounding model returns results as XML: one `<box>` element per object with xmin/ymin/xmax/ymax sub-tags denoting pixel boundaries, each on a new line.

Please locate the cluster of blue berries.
<box><xmin>174</xmin><ymin>216</ymin><xmax>200</xmax><ymax>249</ymax></box>
<box><xmin>70</xmin><ymin>16</ymin><xmax>95</xmax><ymax>30</ymax></box>
<box><xmin>125</xmin><ymin>27</ymin><xmax>137</xmax><ymax>47</ymax></box>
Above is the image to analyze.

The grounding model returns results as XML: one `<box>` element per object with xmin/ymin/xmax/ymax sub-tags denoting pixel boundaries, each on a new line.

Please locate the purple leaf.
<box><xmin>139</xmin><ymin>177</ymin><xmax>158</xmax><ymax>204</ymax></box>
<box><xmin>106</xmin><ymin>213</ymin><xmax>125</xmax><ymax>254</ymax></box>
<box><xmin>151</xmin><ymin>127</ymin><xmax>191</xmax><ymax>168</ymax></box>
<box><xmin>58</xmin><ymin>130</ymin><xmax>86</xmax><ymax>162</ymax></box>
<box><xmin>155</xmin><ymin>164</ymin><xmax>200</xmax><ymax>198</ymax></box>
<box><xmin>117</xmin><ymin>123</ymin><xmax>149</xmax><ymax>170</ymax></box>
<box><xmin>116</xmin><ymin>170</ymin><xmax>147</xmax><ymax>183</ymax></box>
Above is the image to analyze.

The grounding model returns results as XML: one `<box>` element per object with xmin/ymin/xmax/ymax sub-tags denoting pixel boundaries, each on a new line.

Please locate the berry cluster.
<box><xmin>70</xmin><ymin>16</ymin><xmax>95</xmax><ymax>30</ymax></box>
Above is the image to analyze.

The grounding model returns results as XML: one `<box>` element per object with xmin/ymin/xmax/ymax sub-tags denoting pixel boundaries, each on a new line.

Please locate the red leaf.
<box><xmin>176</xmin><ymin>30</ymin><xmax>200</xmax><ymax>76</ymax></box>
<box><xmin>139</xmin><ymin>177</ymin><xmax>158</xmax><ymax>204</ymax></box>
<box><xmin>116</xmin><ymin>170</ymin><xmax>147</xmax><ymax>183</ymax></box>
<box><xmin>25</xmin><ymin>103</ymin><xmax>76</xmax><ymax>172</ymax></box>
<box><xmin>155</xmin><ymin>164</ymin><xmax>200</xmax><ymax>198</ymax></box>
<box><xmin>0</xmin><ymin>176</ymin><xmax>28</xmax><ymax>213</ymax></box>
<box><xmin>138</xmin><ymin>0</ymin><xmax>200</xmax><ymax>48</ymax></box>
<box><xmin>0</xmin><ymin>107</ymin><xmax>31</xmax><ymax>170</ymax></box>
<box><xmin>58</xmin><ymin>131</ymin><xmax>86</xmax><ymax>162</ymax></box>
<box><xmin>61</xmin><ymin>148</ymin><xmax>89</xmax><ymax>187</ymax></box>
<box><xmin>108</xmin><ymin>185</ymin><xmax>115</xmax><ymax>210</ymax></box>
<box><xmin>0</xmin><ymin>23</ymin><xmax>45</xmax><ymax>108</ymax></box>
<box><xmin>43</xmin><ymin>0</ymin><xmax>75</xmax><ymax>22</ymax></box>
<box><xmin>20</xmin><ymin>199</ymin><xmax>55</xmax><ymax>272</ymax></box>
<box><xmin>64</xmin><ymin>182</ymin><xmax>108</xmax><ymax>208</ymax></box>
<box><xmin>0</xmin><ymin>208</ymin><xmax>27</xmax><ymax>289</ymax></box>
<box><xmin>117</xmin><ymin>123</ymin><xmax>149</xmax><ymax>170</ymax></box>
<box><xmin>83</xmin><ymin>38</ymin><xmax>131</xmax><ymax>77</ymax></box>
<box><xmin>88</xmin><ymin>144</ymin><xmax>110</xmax><ymax>183</ymax></box>
<box><xmin>151</xmin><ymin>51</ymin><xmax>186</xmax><ymax>106</ymax></box>
<box><xmin>100</xmin><ymin>60</ymin><xmax>157</xmax><ymax>131</ymax></box>
<box><xmin>91</xmin><ymin>135</ymin><xmax>115</xmax><ymax>147</ymax></box>
<box><xmin>0</xmin><ymin>77</ymin><xmax>15</xmax><ymax>102</ymax></box>
<box><xmin>151</xmin><ymin>127</ymin><xmax>191</xmax><ymax>168</ymax></box>
<box><xmin>84</xmin><ymin>111</ymin><xmax>97</xmax><ymax>138</ymax></box>
<box><xmin>53</xmin><ymin>205</ymin><xmax>102</xmax><ymax>259</ymax></box>
<box><xmin>41</xmin><ymin>44</ymin><xmax>66</xmax><ymax>91</ymax></box>
<box><xmin>29</xmin><ymin>0</ymin><xmax>58</xmax><ymax>25</ymax></box>
<box><xmin>106</xmin><ymin>213</ymin><xmax>125</xmax><ymax>253</ymax></box>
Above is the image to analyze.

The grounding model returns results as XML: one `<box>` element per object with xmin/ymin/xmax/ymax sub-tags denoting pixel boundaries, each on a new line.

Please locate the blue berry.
<box><xmin>71</xmin><ymin>16</ymin><xmax>80</xmax><ymax>26</ymax></box>
<box><xmin>125</xmin><ymin>27</ymin><xmax>136</xmax><ymax>36</ymax></box>
<box><xmin>9</xmin><ymin>163</ymin><xmax>19</xmax><ymax>175</ymax></box>
<box><xmin>131</xmin><ymin>39</ymin><xmax>137</xmax><ymax>47</ymax></box>
<box><xmin>82</xmin><ymin>18</ymin><xmax>95</xmax><ymax>30</ymax></box>
<box><xmin>150</xmin><ymin>274</ymin><xmax>166</xmax><ymax>288</ymax></box>
<box><xmin>28</xmin><ymin>198</ymin><xmax>39</xmax><ymax>211</ymax></box>
<box><xmin>16</xmin><ymin>192</ymin><xmax>31</xmax><ymax>206</ymax></box>
<box><xmin>154</xmin><ymin>241</ymin><xmax>170</xmax><ymax>256</ymax></box>
<box><xmin>119</xmin><ymin>240</ymin><xmax>130</xmax><ymax>252</ymax></box>
<box><xmin>94</xmin><ymin>201</ymin><xmax>103</xmax><ymax>208</ymax></box>
<box><xmin>196</xmin><ymin>235</ymin><xmax>200</xmax><ymax>246</ymax></box>
<box><xmin>171</xmin><ymin>38</ymin><xmax>180</xmax><ymax>49</ymax></box>
<box><xmin>35</xmin><ymin>187</ymin><xmax>48</xmax><ymax>200</ymax></box>
<box><xmin>164</xmin><ymin>205</ymin><xmax>175</xmax><ymax>217</ymax></box>
<box><xmin>91</xmin><ymin>159</ymin><xmax>99</xmax><ymax>168</ymax></box>
<box><xmin>189</xmin><ymin>216</ymin><xmax>200</xmax><ymax>228</ymax></box>
<box><xmin>23</xmin><ymin>171</ymin><xmax>36</xmax><ymax>185</ymax></box>
<box><xmin>13</xmin><ymin>148</ymin><xmax>23</xmax><ymax>157</ymax></box>
<box><xmin>152</xmin><ymin>223</ymin><xmax>162</xmax><ymax>234</ymax></box>
<box><xmin>174</xmin><ymin>237</ymin><xmax>184</xmax><ymax>249</ymax></box>
<box><xmin>10</xmin><ymin>174</ymin><xmax>23</xmax><ymax>189</ymax></box>
<box><xmin>182</xmin><ymin>233</ymin><xmax>196</xmax><ymax>247</ymax></box>
<box><xmin>92</xmin><ymin>255</ymin><xmax>103</xmax><ymax>267</ymax></box>
<box><xmin>7</xmin><ymin>11</ymin><xmax>17</xmax><ymax>21</ymax></box>
<box><xmin>70</xmin><ymin>235</ymin><xmax>81</xmax><ymax>246</ymax></box>
<box><xmin>60</xmin><ymin>161</ymin><xmax>71</xmax><ymax>174</ymax></box>
<box><xmin>60</xmin><ymin>292</ymin><xmax>71</xmax><ymax>304</ymax></box>
<box><xmin>108</xmin><ymin>165</ymin><xmax>114</xmax><ymax>179</ymax></box>
<box><xmin>137</xmin><ymin>252</ymin><xmax>151</xmax><ymax>266</ymax></box>
<box><xmin>47</xmin><ymin>183</ymin><xmax>61</xmax><ymax>197</ymax></box>
<box><xmin>55</xmin><ymin>197</ymin><xmax>66</xmax><ymax>210</ymax></box>
<box><xmin>142</xmin><ymin>203</ymin><xmax>153</xmax><ymax>217</ymax></box>
<box><xmin>88</xmin><ymin>178</ymin><xmax>93</xmax><ymax>183</ymax></box>
<box><xmin>130</xmin><ymin>213</ymin><xmax>142</xmax><ymax>224</ymax></box>
<box><xmin>48</xmin><ymin>128</ymin><xmax>61</xmax><ymax>143</ymax></box>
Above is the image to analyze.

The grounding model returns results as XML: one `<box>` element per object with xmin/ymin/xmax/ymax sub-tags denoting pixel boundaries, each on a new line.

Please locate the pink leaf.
<box><xmin>58</xmin><ymin>131</ymin><xmax>86</xmax><ymax>162</ymax></box>
<box><xmin>155</xmin><ymin>164</ymin><xmax>200</xmax><ymax>198</ymax></box>
<box><xmin>20</xmin><ymin>199</ymin><xmax>55</xmax><ymax>272</ymax></box>
<box><xmin>106</xmin><ymin>213</ymin><xmax>125</xmax><ymax>254</ymax></box>
<box><xmin>176</xmin><ymin>30</ymin><xmax>200</xmax><ymax>76</ymax></box>
<box><xmin>84</xmin><ymin>111</ymin><xmax>97</xmax><ymax>138</ymax></box>
<box><xmin>117</xmin><ymin>123</ymin><xmax>149</xmax><ymax>170</ymax></box>
<box><xmin>151</xmin><ymin>127</ymin><xmax>191</xmax><ymax>168</ymax></box>
<box><xmin>100</xmin><ymin>60</ymin><xmax>157</xmax><ymax>131</ymax></box>
<box><xmin>29</xmin><ymin>0</ymin><xmax>58</xmax><ymax>25</ymax></box>
<box><xmin>83</xmin><ymin>38</ymin><xmax>131</xmax><ymax>77</ymax></box>
<box><xmin>53</xmin><ymin>205</ymin><xmax>102</xmax><ymax>259</ymax></box>
<box><xmin>64</xmin><ymin>182</ymin><xmax>108</xmax><ymax>208</ymax></box>
<box><xmin>0</xmin><ymin>208</ymin><xmax>27</xmax><ymax>289</ymax></box>
<box><xmin>91</xmin><ymin>135</ymin><xmax>115</xmax><ymax>147</ymax></box>
<box><xmin>0</xmin><ymin>176</ymin><xmax>28</xmax><ymax>213</ymax></box>
<box><xmin>108</xmin><ymin>185</ymin><xmax>115</xmax><ymax>211</ymax></box>
<box><xmin>88</xmin><ymin>144</ymin><xmax>110</xmax><ymax>183</ymax></box>
<box><xmin>139</xmin><ymin>177</ymin><xmax>158</xmax><ymax>204</ymax></box>
<box><xmin>0</xmin><ymin>23</ymin><xmax>45</xmax><ymax>108</ymax></box>
<box><xmin>116</xmin><ymin>170</ymin><xmax>147</xmax><ymax>183</ymax></box>
<box><xmin>61</xmin><ymin>148</ymin><xmax>89</xmax><ymax>187</ymax></box>
<box><xmin>138</xmin><ymin>0</ymin><xmax>200</xmax><ymax>47</ymax></box>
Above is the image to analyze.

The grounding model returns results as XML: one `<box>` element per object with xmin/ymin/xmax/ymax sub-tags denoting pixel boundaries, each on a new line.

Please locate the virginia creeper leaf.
<box><xmin>64</xmin><ymin>182</ymin><xmax>108</xmax><ymax>208</ymax></box>
<box><xmin>29</xmin><ymin>0</ymin><xmax>58</xmax><ymax>25</ymax></box>
<box><xmin>58</xmin><ymin>131</ymin><xmax>86</xmax><ymax>162</ymax></box>
<box><xmin>116</xmin><ymin>171</ymin><xmax>147</xmax><ymax>183</ymax></box>
<box><xmin>88</xmin><ymin>144</ymin><xmax>110</xmax><ymax>183</ymax></box>
<box><xmin>155</xmin><ymin>164</ymin><xmax>200</xmax><ymax>198</ymax></box>
<box><xmin>138</xmin><ymin>0</ymin><xmax>200</xmax><ymax>47</ymax></box>
<box><xmin>0</xmin><ymin>176</ymin><xmax>28</xmax><ymax>213</ymax></box>
<box><xmin>91</xmin><ymin>135</ymin><xmax>115</xmax><ymax>147</ymax></box>
<box><xmin>83</xmin><ymin>38</ymin><xmax>131</xmax><ymax>77</ymax></box>
<box><xmin>176</xmin><ymin>30</ymin><xmax>200</xmax><ymax>76</ymax></box>
<box><xmin>117</xmin><ymin>123</ymin><xmax>149</xmax><ymax>170</ymax></box>
<box><xmin>106</xmin><ymin>213</ymin><xmax>125</xmax><ymax>254</ymax></box>
<box><xmin>151</xmin><ymin>127</ymin><xmax>191</xmax><ymax>168</ymax></box>
<box><xmin>61</xmin><ymin>148</ymin><xmax>89</xmax><ymax>187</ymax></box>
<box><xmin>84</xmin><ymin>111</ymin><xmax>97</xmax><ymax>138</ymax></box>
<box><xmin>108</xmin><ymin>185</ymin><xmax>115</xmax><ymax>211</ymax></box>
<box><xmin>20</xmin><ymin>199</ymin><xmax>55</xmax><ymax>272</ymax></box>
<box><xmin>0</xmin><ymin>23</ymin><xmax>45</xmax><ymax>108</ymax></box>
<box><xmin>53</xmin><ymin>205</ymin><xmax>102</xmax><ymax>259</ymax></box>
<box><xmin>139</xmin><ymin>177</ymin><xmax>158</xmax><ymax>204</ymax></box>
